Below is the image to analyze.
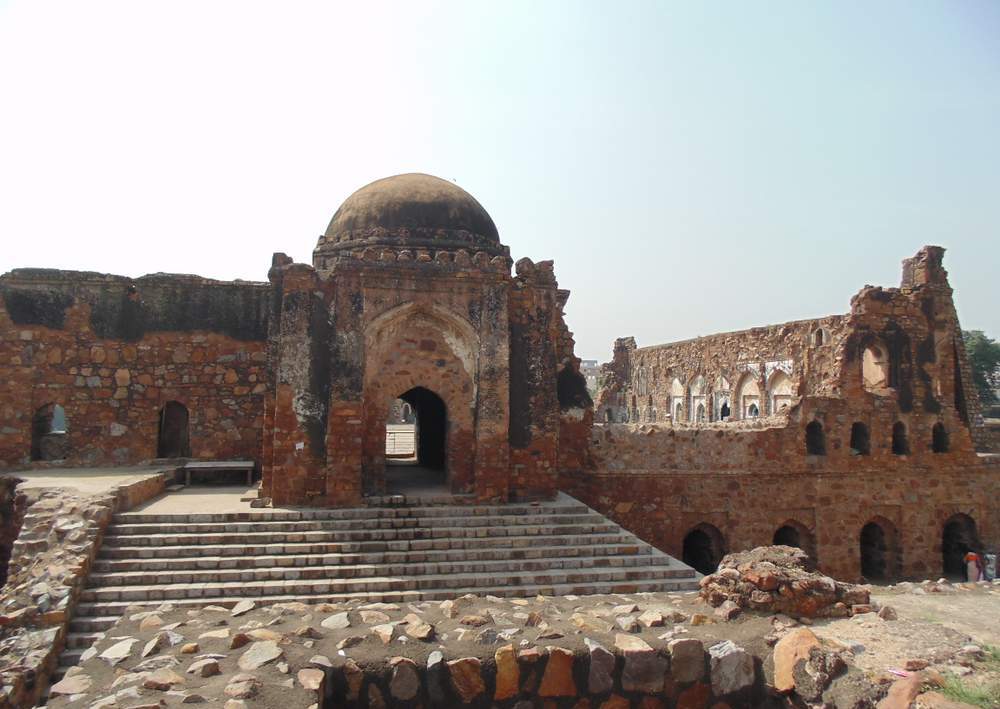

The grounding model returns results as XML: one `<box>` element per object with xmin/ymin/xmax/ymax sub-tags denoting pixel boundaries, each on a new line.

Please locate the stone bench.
<box><xmin>182</xmin><ymin>460</ymin><xmax>256</xmax><ymax>487</ymax></box>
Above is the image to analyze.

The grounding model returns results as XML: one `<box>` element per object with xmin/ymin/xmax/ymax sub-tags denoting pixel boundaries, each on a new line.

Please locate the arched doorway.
<box><xmin>773</xmin><ymin>520</ymin><xmax>816</xmax><ymax>561</ymax></box>
<box><xmin>859</xmin><ymin>519</ymin><xmax>899</xmax><ymax>582</ymax></box>
<box><xmin>385</xmin><ymin>387</ymin><xmax>447</xmax><ymax>492</ymax></box>
<box><xmin>31</xmin><ymin>403</ymin><xmax>69</xmax><ymax>461</ymax></box>
<box><xmin>942</xmin><ymin>514</ymin><xmax>980</xmax><ymax>580</ymax></box>
<box><xmin>682</xmin><ymin>524</ymin><xmax>726</xmax><ymax>575</ymax></box>
<box><xmin>157</xmin><ymin>402</ymin><xmax>191</xmax><ymax>458</ymax></box>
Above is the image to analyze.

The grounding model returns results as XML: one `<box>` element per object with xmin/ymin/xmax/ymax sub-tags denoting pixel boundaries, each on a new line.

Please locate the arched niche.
<box><xmin>157</xmin><ymin>401</ymin><xmax>191</xmax><ymax>458</ymax></box>
<box><xmin>682</xmin><ymin>523</ymin><xmax>727</xmax><ymax>575</ymax></box>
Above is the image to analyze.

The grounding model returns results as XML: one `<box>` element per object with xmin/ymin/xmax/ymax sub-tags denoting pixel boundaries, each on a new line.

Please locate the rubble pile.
<box><xmin>699</xmin><ymin>546</ymin><xmax>871</xmax><ymax>618</ymax></box>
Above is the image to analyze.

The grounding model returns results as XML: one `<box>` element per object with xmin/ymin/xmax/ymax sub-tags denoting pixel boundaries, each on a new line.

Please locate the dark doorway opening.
<box><xmin>860</xmin><ymin>520</ymin><xmax>898</xmax><ymax>582</ymax></box>
<box><xmin>773</xmin><ymin>521</ymin><xmax>816</xmax><ymax>561</ymax></box>
<box><xmin>773</xmin><ymin>525</ymin><xmax>801</xmax><ymax>548</ymax></box>
<box><xmin>849</xmin><ymin>422</ymin><xmax>870</xmax><ymax>455</ymax></box>
<box><xmin>942</xmin><ymin>514</ymin><xmax>979</xmax><ymax>580</ymax></box>
<box><xmin>386</xmin><ymin>387</ymin><xmax>447</xmax><ymax>493</ymax></box>
<box><xmin>805</xmin><ymin>421</ymin><xmax>826</xmax><ymax>455</ymax></box>
<box><xmin>682</xmin><ymin>524</ymin><xmax>725</xmax><ymax>575</ymax></box>
<box><xmin>891</xmin><ymin>422</ymin><xmax>909</xmax><ymax>455</ymax></box>
<box><xmin>720</xmin><ymin>402</ymin><xmax>731</xmax><ymax>419</ymax></box>
<box><xmin>157</xmin><ymin>401</ymin><xmax>191</xmax><ymax>458</ymax></box>
<box><xmin>931</xmin><ymin>423</ymin><xmax>949</xmax><ymax>453</ymax></box>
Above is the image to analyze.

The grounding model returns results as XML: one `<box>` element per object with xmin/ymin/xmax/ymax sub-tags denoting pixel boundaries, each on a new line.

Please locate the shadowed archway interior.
<box><xmin>157</xmin><ymin>401</ymin><xmax>190</xmax><ymax>459</ymax></box>
<box><xmin>385</xmin><ymin>387</ymin><xmax>448</xmax><ymax>493</ymax></box>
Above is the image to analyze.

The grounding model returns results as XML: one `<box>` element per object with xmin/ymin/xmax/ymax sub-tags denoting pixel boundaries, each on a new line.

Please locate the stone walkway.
<box><xmin>2</xmin><ymin>464</ymin><xmax>176</xmax><ymax>495</ymax></box>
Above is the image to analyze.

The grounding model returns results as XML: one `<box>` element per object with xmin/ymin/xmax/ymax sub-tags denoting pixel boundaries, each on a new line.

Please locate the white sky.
<box><xmin>1</xmin><ymin>1</ymin><xmax>998</xmax><ymax>360</ymax></box>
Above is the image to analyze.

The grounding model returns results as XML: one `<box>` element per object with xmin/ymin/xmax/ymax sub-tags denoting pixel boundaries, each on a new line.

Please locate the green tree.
<box><xmin>963</xmin><ymin>330</ymin><xmax>1000</xmax><ymax>406</ymax></box>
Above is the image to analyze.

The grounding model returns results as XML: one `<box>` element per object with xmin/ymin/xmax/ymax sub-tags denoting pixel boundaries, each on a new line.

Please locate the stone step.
<box><xmin>65</xmin><ymin>631</ymin><xmax>102</xmax><ymax>650</ymax></box>
<box><xmin>69</xmin><ymin>615</ymin><xmax>121</xmax><ymax>633</ymax></box>
<box><xmin>96</xmin><ymin>532</ymin><xmax>638</xmax><ymax>560</ymax></box>
<box><xmin>86</xmin><ymin>553</ymin><xmax>668</xmax><ymax>587</ymax></box>
<box><xmin>80</xmin><ymin>564</ymin><xmax>693</xmax><ymax>603</ymax></box>
<box><xmin>114</xmin><ymin>502</ymin><xmax>592</xmax><ymax>524</ymax></box>
<box><xmin>107</xmin><ymin>512</ymin><xmax>604</xmax><ymax>536</ymax></box>
<box><xmin>72</xmin><ymin>575</ymin><xmax>700</xmax><ymax>623</ymax></box>
<box><xmin>92</xmin><ymin>542</ymin><xmax>649</xmax><ymax>573</ymax></box>
<box><xmin>55</xmin><ymin>647</ymin><xmax>83</xmax><ymax>672</ymax></box>
<box><xmin>101</xmin><ymin>522</ymin><xmax>622</xmax><ymax>547</ymax></box>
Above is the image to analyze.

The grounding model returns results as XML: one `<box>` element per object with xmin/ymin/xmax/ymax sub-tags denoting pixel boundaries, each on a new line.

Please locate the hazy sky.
<box><xmin>1</xmin><ymin>1</ymin><xmax>998</xmax><ymax>361</ymax></box>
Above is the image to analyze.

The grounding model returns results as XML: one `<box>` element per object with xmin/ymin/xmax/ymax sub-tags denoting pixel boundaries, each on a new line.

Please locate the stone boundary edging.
<box><xmin>302</xmin><ymin>636</ymin><xmax>764</xmax><ymax>708</ymax></box>
<box><xmin>0</xmin><ymin>470</ymin><xmax>171</xmax><ymax>708</ymax></box>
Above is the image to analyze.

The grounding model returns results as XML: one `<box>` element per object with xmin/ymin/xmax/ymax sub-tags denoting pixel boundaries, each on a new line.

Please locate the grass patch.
<box><xmin>985</xmin><ymin>645</ymin><xmax>1000</xmax><ymax>666</ymax></box>
<box><xmin>939</xmin><ymin>674</ymin><xmax>1000</xmax><ymax>708</ymax></box>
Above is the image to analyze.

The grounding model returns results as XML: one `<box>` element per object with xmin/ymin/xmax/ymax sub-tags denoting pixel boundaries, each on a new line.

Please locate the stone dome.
<box><xmin>316</xmin><ymin>173</ymin><xmax>504</xmax><ymax>260</ymax></box>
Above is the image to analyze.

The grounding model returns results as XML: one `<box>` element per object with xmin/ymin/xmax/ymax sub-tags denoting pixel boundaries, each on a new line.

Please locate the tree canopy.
<box><xmin>963</xmin><ymin>330</ymin><xmax>1000</xmax><ymax>406</ymax></box>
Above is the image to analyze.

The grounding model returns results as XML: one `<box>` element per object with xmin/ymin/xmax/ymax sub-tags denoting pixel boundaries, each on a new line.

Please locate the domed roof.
<box><xmin>316</xmin><ymin>173</ymin><xmax>503</xmax><ymax>260</ymax></box>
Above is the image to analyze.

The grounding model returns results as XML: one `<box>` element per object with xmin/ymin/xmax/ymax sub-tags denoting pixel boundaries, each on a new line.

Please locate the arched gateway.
<box><xmin>260</xmin><ymin>174</ymin><xmax>593</xmax><ymax>506</ymax></box>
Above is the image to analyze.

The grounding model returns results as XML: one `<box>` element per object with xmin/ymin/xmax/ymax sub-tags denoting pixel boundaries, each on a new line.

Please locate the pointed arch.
<box><xmin>365</xmin><ymin>301</ymin><xmax>480</xmax><ymax>379</ymax></box>
<box><xmin>772</xmin><ymin>519</ymin><xmax>817</xmax><ymax>561</ymax></box>
<box><xmin>682</xmin><ymin>523</ymin><xmax>726</xmax><ymax>575</ymax></box>
<box><xmin>736</xmin><ymin>373</ymin><xmax>760</xmax><ymax>420</ymax></box>
<box><xmin>849</xmin><ymin>422</ymin><xmax>870</xmax><ymax>455</ymax></box>
<box><xmin>767</xmin><ymin>370</ymin><xmax>793</xmax><ymax>413</ymax></box>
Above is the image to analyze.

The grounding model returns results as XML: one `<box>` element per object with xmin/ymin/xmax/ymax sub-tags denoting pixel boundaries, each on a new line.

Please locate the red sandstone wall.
<box><xmin>560</xmin><ymin>456</ymin><xmax>999</xmax><ymax>582</ymax></box>
<box><xmin>0</xmin><ymin>272</ymin><xmax>268</xmax><ymax>468</ymax></box>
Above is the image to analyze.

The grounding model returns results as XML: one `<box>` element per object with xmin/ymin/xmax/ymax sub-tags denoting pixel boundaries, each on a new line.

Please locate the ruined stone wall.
<box><xmin>0</xmin><ymin>477</ymin><xmax>26</xmax><ymax>589</ymax></box>
<box><xmin>0</xmin><ymin>473</ymin><xmax>168</xmax><ymax>708</ymax></box>
<box><xmin>0</xmin><ymin>271</ymin><xmax>270</xmax><ymax>468</ymax></box>
<box><xmin>573</xmin><ymin>247</ymin><xmax>996</xmax><ymax>581</ymax></box>
<box><xmin>596</xmin><ymin>316</ymin><xmax>848</xmax><ymax>425</ymax></box>
<box><xmin>508</xmin><ymin>259</ymin><xmax>563</xmax><ymax>501</ymax></box>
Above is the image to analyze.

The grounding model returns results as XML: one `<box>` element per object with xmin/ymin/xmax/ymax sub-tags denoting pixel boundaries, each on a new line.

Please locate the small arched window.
<box><xmin>931</xmin><ymin>422</ymin><xmax>949</xmax><ymax>453</ymax></box>
<box><xmin>747</xmin><ymin>403</ymin><xmax>759</xmax><ymax>418</ymax></box>
<box><xmin>891</xmin><ymin>422</ymin><xmax>909</xmax><ymax>456</ymax></box>
<box><xmin>805</xmin><ymin>420</ymin><xmax>826</xmax><ymax>455</ymax></box>
<box><xmin>849</xmin><ymin>422</ymin><xmax>870</xmax><ymax>455</ymax></box>
<box><xmin>813</xmin><ymin>328</ymin><xmax>829</xmax><ymax>346</ymax></box>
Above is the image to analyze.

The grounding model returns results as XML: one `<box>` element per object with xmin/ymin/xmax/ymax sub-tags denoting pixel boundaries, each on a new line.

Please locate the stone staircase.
<box><xmin>55</xmin><ymin>493</ymin><xmax>698</xmax><ymax>677</ymax></box>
